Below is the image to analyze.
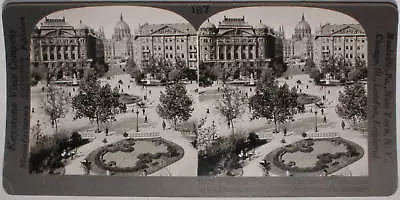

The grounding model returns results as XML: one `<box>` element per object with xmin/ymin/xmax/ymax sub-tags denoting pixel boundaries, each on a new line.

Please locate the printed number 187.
<box><xmin>192</xmin><ymin>6</ymin><xmax>209</xmax><ymax>14</ymax></box>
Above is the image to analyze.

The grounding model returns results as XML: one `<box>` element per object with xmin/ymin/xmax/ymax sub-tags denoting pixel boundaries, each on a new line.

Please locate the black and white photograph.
<box><xmin>196</xmin><ymin>7</ymin><xmax>368</xmax><ymax>177</ymax></box>
<box><xmin>28</xmin><ymin>6</ymin><xmax>200</xmax><ymax>176</ymax></box>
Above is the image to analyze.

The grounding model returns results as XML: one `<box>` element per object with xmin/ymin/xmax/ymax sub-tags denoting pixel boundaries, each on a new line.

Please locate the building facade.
<box><xmin>313</xmin><ymin>23</ymin><xmax>367</xmax><ymax>69</ymax></box>
<box><xmin>30</xmin><ymin>17</ymin><xmax>105</xmax><ymax>80</ymax></box>
<box><xmin>133</xmin><ymin>23</ymin><xmax>198</xmax><ymax>69</ymax></box>
<box><xmin>198</xmin><ymin>16</ymin><xmax>283</xmax><ymax>79</ymax></box>
<box><xmin>103</xmin><ymin>14</ymin><xmax>134</xmax><ymax>60</ymax></box>
<box><xmin>283</xmin><ymin>14</ymin><xmax>313</xmax><ymax>61</ymax></box>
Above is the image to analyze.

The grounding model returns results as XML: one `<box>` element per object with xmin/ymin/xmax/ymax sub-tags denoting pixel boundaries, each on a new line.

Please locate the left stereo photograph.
<box><xmin>28</xmin><ymin>6</ymin><xmax>200</xmax><ymax>177</ymax></box>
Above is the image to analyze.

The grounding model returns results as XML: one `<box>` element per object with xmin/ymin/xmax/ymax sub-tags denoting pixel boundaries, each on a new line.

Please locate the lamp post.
<box><xmin>315</xmin><ymin>110</ymin><xmax>318</xmax><ymax>132</ymax></box>
<box><xmin>136</xmin><ymin>109</ymin><xmax>139</xmax><ymax>132</ymax></box>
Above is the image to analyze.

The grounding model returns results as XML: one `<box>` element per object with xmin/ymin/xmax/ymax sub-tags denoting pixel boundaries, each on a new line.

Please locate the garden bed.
<box><xmin>86</xmin><ymin>137</ymin><xmax>184</xmax><ymax>176</ymax></box>
<box><xmin>263</xmin><ymin>137</ymin><xmax>364</xmax><ymax>176</ymax></box>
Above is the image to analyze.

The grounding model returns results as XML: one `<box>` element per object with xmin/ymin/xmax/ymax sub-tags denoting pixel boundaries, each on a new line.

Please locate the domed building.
<box><xmin>104</xmin><ymin>14</ymin><xmax>134</xmax><ymax>60</ymax></box>
<box><xmin>283</xmin><ymin>14</ymin><xmax>313</xmax><ymax>61</ymax></box>
<box><xmin>293</xmin><ymin>14</ymin><xmax>312</xmax><ymax>41</ymax></box>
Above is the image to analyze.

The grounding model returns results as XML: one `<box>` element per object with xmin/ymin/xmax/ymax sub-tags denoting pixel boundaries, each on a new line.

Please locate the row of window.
<box><xmin>322</xmin><ymin>45</ymin><xmax>366</xmax><ymax>51</ymax></box>
<box><xmin>42</xmin><ymin>52</ymin><xmax>80</xmax><ymax>61</ymax></box>
<box><xmin>321</xmin><ymin>37</ymin><xmax>366</xmax><ymax>43</ymax></box>
<box><xmin>144</xmin><ymin>37</ymin><xmax>197</xmax><ymax>43</ymax></box>
<box><xmin>142</xmin><ymin>45</ymin><xmax>197</xmax><ymax>51</ymax></box>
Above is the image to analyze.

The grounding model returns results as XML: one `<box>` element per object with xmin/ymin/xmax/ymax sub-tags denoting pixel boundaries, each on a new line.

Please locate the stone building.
<box><xmin>30</xmin><ymin>17</ymin><xmax>105</xmax><ymax>80</ymax></box>
<box><xmin>103</xmin><ymin>14</ymin><xmax>134</xmax><ymax>60</ymax></box>
<box><xmin>133</xmin><ymin>23</ymin><xmax>198</xmax><ymax>69</ymax></box>
<box><xmin>313</xmin><ymin>23</ymin><xmax>367</xmax><ymax>70</ymax></box>
<box><xmin>283</xmin><ymin>14</ymin><xmax>313</xmax><ymax>61</ymax></box>
<box><xmin>198</xmin><ymin>16</ymin><xmax>283</xmax><ymax>79</ymax></box>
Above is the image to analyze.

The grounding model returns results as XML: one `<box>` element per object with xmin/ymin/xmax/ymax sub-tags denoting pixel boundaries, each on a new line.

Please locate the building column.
<box><xmin>223</xmin><ymin>45</ymin><xmax>227</xmax><ymax>60</ymax></box>
<box><xmin>40</xmin><ymin>46</ymin><xmax>44</xmax><ymax>61</ymax></box>
<box><xmin>61</xmin><ymin>46</ymin><xmax>65</xmax><ymax>60</ymax></box>
<box><xmin>238</xmin><ymin>45</ymin><xmax>242</xmax><ymax>59</ymax></box>
<box><xmin>47</xmin><ymin>46</ymin><xmax>51</xmax><ymax>60</ymax></box>
<box><xmin>216</xmin><ymin>44</ymin><xmax>219</xmax><ymax>60</ymax></box>
<box><xmin>230</xmin><ymin>45</ymin><xmax>234</xmax><ymax>60</ymax></box>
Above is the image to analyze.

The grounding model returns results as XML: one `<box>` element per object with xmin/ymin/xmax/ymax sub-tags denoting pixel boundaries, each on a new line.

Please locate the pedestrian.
<box><xmin>328</xmin><ymin>90</ymin><xmax>330</xmax><ymax>94</ymax></box>
<box><xmin>162</xmin><ymin>120</ymin><xmax>166</xmax><ymax>130</ymax></box>
<box><xmin>310</xmin><ymin>108</ymin><xmax>313</xmax><ymax>113</ymax></box>
<box><xmin>31</xmin><ymin>107</ymin><xmax>34</xmax><ymax>113</ymax></box>
<box><xmin>217</xmin><ymin>87</ymin><xmax>220</xmax><ymax>92</ymax></box>
<box><xmin>128</xmin><ymin>85</ymin><xmax>130</xmax><ymax>89</ymax></box>
<box><xmin>250</xmin><ymin>88</ymin><xmax>252</xmax><ymax>92</ymax></box>
<box><xmin>321</xmin><ymin>108</ymin><xmax>324</xmax><ymax>115</ymax></box>
<box><xmin>149</xmin><ymin>90</ymin><xmax>151</xmax><ymax>94</ymax></box>
<box><xmin>245</xmin><ymin>92</ymin><xmax>248</xmax><ymax>97</ymax></box>
<box><xmin>144</xmin><ymin>116</ymin><xmax>148</xmax><ymax>123</ymax></box>
<box><xmin>73</xmin><ymin>87</ymin><xmax>75</xmax><ymax>92</ymax></box>
<box><xmin>323</xmin><ymin>116</ymin><xmax>327</xmax><ymax>123</ymax></box>
<box><xmin>300</xmin><ymin>89</ymin><xmax>302</xmax><ymax>93</ymax></box>
<box><xmin>341</xmin><ymin>120</ymin><xmax>346</xmax><ymax>130</ymax></box>
<box><xmin>206</xmin><ymin>108</ymin><xmax>210</xmax><ymax>114</ymax></box>
<box><xmin>142</xmin><ymin>108</ymin><xmax>145</xmax><ymax>115</ymax></box>
<box><xmin>306</xmin><ymin>85</ymin><xmax>309</xmax><ymax>89</ymax></box>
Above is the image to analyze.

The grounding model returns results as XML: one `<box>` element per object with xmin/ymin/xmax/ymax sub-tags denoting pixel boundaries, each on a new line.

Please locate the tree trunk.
<box><xmin>231</xmin><ymin>119</ymin><xmax>235</xmax><ymax>135</ymax></box>
<box><xmin>274</xmin><ymin>117</ymin><xmax>278</xmax><ymax>133</ymax></box>
<box><xmin>96</xmin><ymin>117</ymin><xmax>100</xmax><ymax>133</ymax></box>
<box><xmin>55</xmin><ymin>120</ymin><xmax>58</xmax><ymax>133</ymax></box>
<box><xmin>174</xmin><ymin>119</ymin><xmax>177</xmax><ymax>131</ymax></box>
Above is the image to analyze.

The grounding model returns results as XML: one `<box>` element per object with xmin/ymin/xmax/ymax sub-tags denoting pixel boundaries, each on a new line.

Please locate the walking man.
<box><xmin>162</xmin><ymin>120</ymin><xmax>166</xmax><ymax>130</ymax></box>
<box><xmin>341</xmin><ymin>120</ymin><xmax>346</xmax><ymax>130</ymax></box>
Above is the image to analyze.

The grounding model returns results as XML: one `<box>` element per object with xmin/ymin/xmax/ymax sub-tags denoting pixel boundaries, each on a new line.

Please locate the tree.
<box><xmin>126</xmin><ymin>56</ymin><xmax>138</xmax><ymax>76</ymax></box>
<box><xmin>72</xmin><ymin>69</ymin><xmax>120</xmax><ymax>132</ymax></box>
<box><xmin>41</xmin><ymin>83</ymin><xmax>70</xmax><ymax>133</ymax></box>
<box><xmin>336</xmin><ymin>83</ymin><xmax>367</xmax><ymax>125</ymax></box>
<box><xmin>249</xmin><ymin>72</ymin><xmax>299</xmax><ymax>133</ymax></box>
<box><xmin>304</xmin><ymin>58</ymin><xmax>316</xmax><ymax>74</ymax></box>
<box><xmin>269</xmin><ymin>57</ymin><xmax>287</xmax><ymax>77</ymax></box>
<box><xmin>199</xmin><ymin>62</ymin><xmax>219</xmax><ymax>87</ymax></box>
<box><xmin>215</xmin><ymin>86</ymin><xmax>247</xmax><ymax>135</ymax></box>
<box><xmin>157</xmin><ymin>82</ymin><xmax>194</xmax><ymax>129</ymax></box>
<box><xmin>197</xmin><ymin>120</ymin><xmax>221</xmax><ymax>150</ymax></box>
<box><xmin>310</xmin><ymin>68</ymin><xmax>323</xmax><ymax>84</ymax></box>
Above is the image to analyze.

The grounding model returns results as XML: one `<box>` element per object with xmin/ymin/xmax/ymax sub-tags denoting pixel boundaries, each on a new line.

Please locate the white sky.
<box><xmin>42</xmin><ymin>6</ymin><xmax>360</xmax><ymax>39</ymax></box>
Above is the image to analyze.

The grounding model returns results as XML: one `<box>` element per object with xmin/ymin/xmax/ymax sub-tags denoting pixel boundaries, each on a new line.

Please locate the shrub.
<box><xmin>135</xmin><ymin>160</ymin><xmax>148</xmax><ymax>170</ymax></box>
<box><xmin>317</xmin><ymin>153</ymin><xmax>333</xmax><ymax>164</ymax></box>
<box><xmin>138</xmin><ymin>153</ymin><xmax>153</xmax><ymax>163</ymax></box>
<box><xmin>123</xmin><ymin>132</ymin><xmax>128</xmax><ymax>137</ymax></box>
<box><xmin>301</xmin><ymin>132</ymin><xmax>307</xmax><ymax>138</ymax></box>
<box><xmin>300</xmin><ymin>146</ymin><xmax>313</xmax><ymax>153</ymax></box>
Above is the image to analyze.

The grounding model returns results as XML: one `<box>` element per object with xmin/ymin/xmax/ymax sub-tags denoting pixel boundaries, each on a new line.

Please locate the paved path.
<box><xmin>151</xmin><ymin>130</ymin><xmax>198</xmax><ymax>176</ymax></box>
<box><xmin>64</xmin><ymin>133</ymin><xmax>123</xmax><ymax>175</ymax></box>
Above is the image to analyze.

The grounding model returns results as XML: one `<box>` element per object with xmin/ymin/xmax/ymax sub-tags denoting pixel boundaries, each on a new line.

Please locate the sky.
<box><xmin>42</xmin><ymin>6</ymin><xmax>360</xmax><ymax>39</ymax></box>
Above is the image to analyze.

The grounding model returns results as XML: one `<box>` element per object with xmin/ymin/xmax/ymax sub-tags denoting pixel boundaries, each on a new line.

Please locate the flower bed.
<box><xmin>87</xmin><ymin>138</ymin><xmax>184</xmax><ymax>175</ymax></box>
<box><xmin>265</xmin><ymin>137</ymin><xmax>364</xmax><ymax>175</ymax></box>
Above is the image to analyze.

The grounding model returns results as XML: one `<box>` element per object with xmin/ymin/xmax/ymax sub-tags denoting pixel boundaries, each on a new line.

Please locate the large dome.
<box><xmin>295</xmin><ymin>14</ymin><xmax>311</xmax><ymax>32</ymax></box>
<box><xmin>113</xmin><ymin>14</ymin><xmax>131</xmax><ymax>40</ymax></box>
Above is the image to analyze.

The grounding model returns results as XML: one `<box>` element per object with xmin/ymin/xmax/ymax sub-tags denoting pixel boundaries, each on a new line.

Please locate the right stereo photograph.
<box><xmin>196</xmin><ymin>6</ymin><xmax>368</xmax><ymax>177</ymax></box>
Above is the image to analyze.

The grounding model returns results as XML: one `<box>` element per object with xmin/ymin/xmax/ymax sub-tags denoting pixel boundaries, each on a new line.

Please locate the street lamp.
<box><xmin>136</xmin><ymin>109</ymin><xmax>140</xmax><ymax>132</ymax></box>
<box><xmin>315</xmin><ymin>111</ymin><xmax>318</xmax><ymax>132</ymax></box>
